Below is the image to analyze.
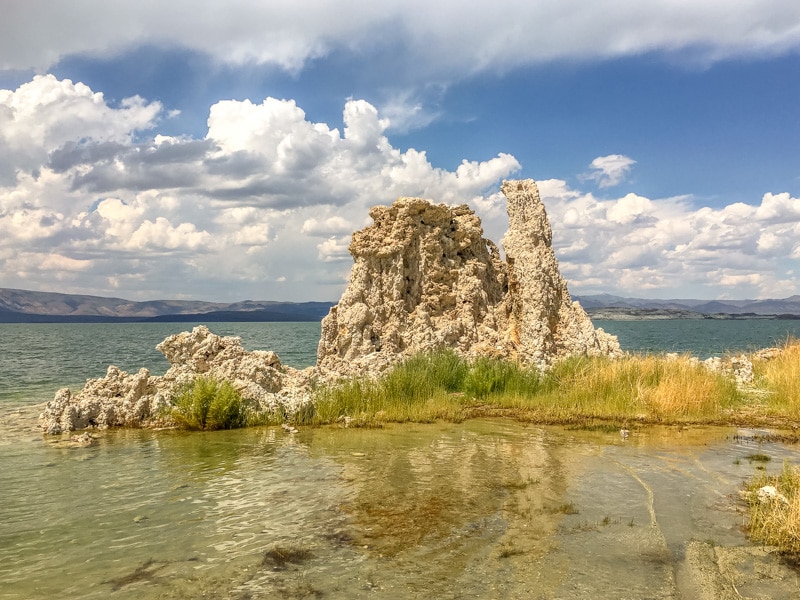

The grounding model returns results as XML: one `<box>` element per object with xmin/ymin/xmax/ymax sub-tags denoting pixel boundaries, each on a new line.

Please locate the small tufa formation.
<box><xmin>317</xmin><ymin>179</ymin><xmax>621</xmax><ymax>374</ymax></box>
<box><xmin>39</xmin><ymin>325</ymin><xmax>314</xmax><ymax>434</ymax></box>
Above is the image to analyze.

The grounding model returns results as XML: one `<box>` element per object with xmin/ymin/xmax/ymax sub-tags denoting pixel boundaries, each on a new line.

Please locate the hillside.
<box><xmin>0</xmin><ymin>288</ymin><xmax>333</xmax><ymax>323</ymax></box>
<box><xmin>575</xmin><ymin>294</ymin><xmax>800</xmax><ymax>319</ymax></box>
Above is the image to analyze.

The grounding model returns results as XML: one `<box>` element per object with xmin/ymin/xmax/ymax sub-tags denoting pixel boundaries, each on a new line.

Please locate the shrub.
<box><xmin>170</xmin><ymin>376</ymin><xmax>249</xmax><ymax>430</ymax></box>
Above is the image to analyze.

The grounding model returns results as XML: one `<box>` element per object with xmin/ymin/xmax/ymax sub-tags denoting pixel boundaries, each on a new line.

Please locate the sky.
<box><xmin>0</xmin><ymin>1</ymin><xmax>799</xmax><ymax>303</ymax></box>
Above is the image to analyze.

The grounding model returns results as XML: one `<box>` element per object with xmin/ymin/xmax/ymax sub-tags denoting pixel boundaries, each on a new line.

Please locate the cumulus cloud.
<box><xmin>541</xmin><ymin>183</ymin><xmax>800</xmax><ymax>299</ymax></box>
<box><xmin>2</xmin><ymin>1</ymin><xmax>800</xmax><ymax>76</ymax></box>
<box><xmin>0</xmin><ymin>75</ymin><xmax>161</xmax><ymax>184</ymax></box>
<box><xmin>583</xmin><ymin>154</ymin><xmax>637</xmax><ymax>189</ymax></box>
<box><xmin>1</xmin><ymin>74</ymin><xmax>798</xmax><ymax>302</ymax></box>
<box><xmin>0</xmin><ymin>75</ymin><xmax>519</xmax><ymax>300</ymax></box>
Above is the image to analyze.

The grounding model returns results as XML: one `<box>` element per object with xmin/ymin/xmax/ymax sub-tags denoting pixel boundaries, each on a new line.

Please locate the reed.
<box><xmin>744</xmin><ymin>462</ymin><xmax>800</xmax><ymax>554</ymax></box>
<box><xmin>518</xmin><ymin>354</ymin><xmax>740</xmax><ymax>423</ymax></box>
<box><xmin>309</xmin><ymin>349</ymin><xmax>743</xmax><ymax>426</ymax></box>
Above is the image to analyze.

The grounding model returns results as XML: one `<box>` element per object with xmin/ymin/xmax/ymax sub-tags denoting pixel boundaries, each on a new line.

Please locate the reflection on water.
<box><xmin>1</xmin><ymin>420</ymin><xmax>799</xmax><ymax>599</ymax></box>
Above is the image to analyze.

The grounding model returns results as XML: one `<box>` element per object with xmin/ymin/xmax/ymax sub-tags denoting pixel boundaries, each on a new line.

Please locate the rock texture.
<box><xmin>42</xmin><ymin>178</ymin><xmax>622</xmax><ymax>434</ymax></box>
<box><xmin>317</xmin><ymin>179</ymin><xmax>621</xmax><ymax>374</ymax></box>
<box><xmin>39</xmin><ymin>325</ymin><xmax>314</xmax><ymax>434</ymax></box>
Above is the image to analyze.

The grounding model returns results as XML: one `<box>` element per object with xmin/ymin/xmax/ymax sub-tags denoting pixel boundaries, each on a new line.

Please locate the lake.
<box><xmin>2</xmin><ymin>319</ymin><xmax>800</xmax><ymax>599</ymax></box>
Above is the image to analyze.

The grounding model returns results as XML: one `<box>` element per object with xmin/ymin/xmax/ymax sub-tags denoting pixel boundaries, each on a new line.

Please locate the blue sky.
<box><xmin>1</xmin><ymin>1</ymin><xmax>799</xmax><ymax>302</ymax></box>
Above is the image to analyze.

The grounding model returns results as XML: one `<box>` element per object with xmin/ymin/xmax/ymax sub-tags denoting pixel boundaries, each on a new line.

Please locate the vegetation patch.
<box><xmin>169</xmin><ymin>376</ymin><xmax>249</xmax><ymax>430</ymax></box>
<box><xmin>746</xmin><ymin>453</ymin><xmax>772</xmax><ymax>463</ymax></box>
<box><xmin>753</xmin><ymin>338</ymin><xmax>800</xmax><ymax>418</ymax></box>
<box><xmin>261</xmin><ymin>545</ymin><xmax>314</xmax><ymax>570</ymax></box>
<box><xmin>744</xmin><ymin>462</ymin><xmax>800</xmax><ymax>554</ymax></box>
<box><xmin>305</xmin><ymin>347</ymin><xmax>755</xmax><ymax>427</ymax></box>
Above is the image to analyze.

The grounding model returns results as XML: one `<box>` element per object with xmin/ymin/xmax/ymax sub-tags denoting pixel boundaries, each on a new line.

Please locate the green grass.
<box><xmin>167</xmin><ymin>339</ymin><xmax>800</xmax><ymax>432</ymax></box>
<box><xmin>169</xmin><ymin>376</ymin><xmax>250</xmax><ymax>430</ymax></box>
<box><xmin>305</xmin><ymin>348</ymin><xmax>745</xmax><ymax>427</ymax></box>
<box><xmin>744</xmin><ymin>462</ymin><xmax>800</xmax><ymax>554</ymax></box>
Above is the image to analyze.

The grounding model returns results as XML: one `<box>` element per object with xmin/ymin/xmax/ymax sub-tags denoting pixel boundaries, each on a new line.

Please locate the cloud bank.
<box><xmin>3</xmin><ymin>1</ymin><xmax>800</xmax><ymax>76</ymax></box>
<box><xmin>1</xmin><ymin>74</ymin><xmax>798</xmax><ymax>301</ymax></box>
<box><xmin>0</xmin><ymin>75</ymin><xmax>519</xmax><ymax>300</ymax></box>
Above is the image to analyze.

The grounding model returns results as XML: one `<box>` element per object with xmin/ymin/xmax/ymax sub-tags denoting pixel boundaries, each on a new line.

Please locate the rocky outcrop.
<box><xmin>42</xmin><ymin>178</ymin><xmax>621</xmax><ymax>433</ymax></box>
<box><xmin>500</xmin><ymin>180</ymin><xmax>620</xmax><ymax>368</ymax></box>
<box><xmin>317</xmin><ymin>179</ymin><xmax>621</xmax><ymax>374</ymax></box>
<box><xmin>39</xmin><ymin>325</ymin><xmax>314</xmax><ymax>434</ymax></box>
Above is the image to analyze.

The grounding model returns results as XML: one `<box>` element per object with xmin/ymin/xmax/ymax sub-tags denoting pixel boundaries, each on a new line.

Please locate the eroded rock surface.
<box><xmin>39</xmin><ymin>325</ymin><xmax>314</xmax><ymax>434</ymax></box>
<box><xmin>42</xmin><ymin>179</ymin><xmax>622</xmax><ymax>433</ymax></box>
<box><xmin>317</xmin><ymin>179</ymin><xmax>621</xmax><ymax>374</ymax></box>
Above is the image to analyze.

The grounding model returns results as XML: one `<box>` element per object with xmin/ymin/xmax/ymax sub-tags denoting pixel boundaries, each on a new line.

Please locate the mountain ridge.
<box><xmin>574</xmin><ymin>294</ymin><xmax>800</xmax><ymax>317</ymax></box>
<box><xmin>0</xmin><ymin>288</ymin><xmax>334</xmax><ymax>322</ymax></box>
<box><xmin>1</xmin><ymin>288</ymin><xmax>798</xmax><ymax>323</ymax></box>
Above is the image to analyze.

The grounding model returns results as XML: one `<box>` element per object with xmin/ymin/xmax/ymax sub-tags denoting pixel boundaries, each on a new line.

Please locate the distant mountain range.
<box><xmin>574</xmin><ymin>293</ymin><xmax>800</xmax><ymax>319</ymax></box>
<box><xmin>0</xmin><ymin>288</ymin><xmax>334</xmax><ymax>323</ymax></box>
<box><xmin>1</xmin><ymin>288</ymin><xmax>798</xmax><ymax>323</ymax></box>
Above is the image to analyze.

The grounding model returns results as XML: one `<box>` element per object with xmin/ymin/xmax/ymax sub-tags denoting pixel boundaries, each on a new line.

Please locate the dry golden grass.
<box><xmin>306</xmin><ymin>350</ymin><xmax>744</xmax><ymax>427</ymax></box>
<box><xmin>753</xmin><ymin>338</ymin><xmax>800</xmax><ymax>419</ymax></box>
<box><xmin>745</xmin><ymin>462</ymin><xmax>800</xmax><ymax>554</ymax></box>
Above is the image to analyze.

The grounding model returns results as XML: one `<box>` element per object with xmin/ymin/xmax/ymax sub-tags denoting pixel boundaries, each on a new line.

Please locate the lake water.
<box><xmin>3</xmin><ymin>319</ymin><xmax>800</xmax><ymax>599</ymax></box>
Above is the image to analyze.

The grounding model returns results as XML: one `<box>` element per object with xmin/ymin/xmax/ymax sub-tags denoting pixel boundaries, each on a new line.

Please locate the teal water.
<box><xmin>2</xmin><ymin>320</ymin><xmax>800</xmax><ymax>598</ymax></box>
<box><xmin>594</xmin><ymin>318</ymin><xmax>800</xmax><ymax>359</ymax></box>
<box><xmin>0</xmin><ymin>322</ymin><xmax>320</xmax><ymax>408</ymax></box>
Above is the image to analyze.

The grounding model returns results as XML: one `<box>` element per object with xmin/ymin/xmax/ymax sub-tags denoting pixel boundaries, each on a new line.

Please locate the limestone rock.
<box><xmin>41</xmin><ymin>179</ymin><xmax>622</xmax><ymax>433</ymax></box>
<box><xmin>501</xmin><ymin>180</ymin><xmax>621</xmax><ymax>367</ymax></box>
<box><xmin>317</xmin><ymin>179</ymin><xmax>621</xmax><ymax>374</ymax></box>
<box><xmin>702</xmin><ymin>354</ymin><xmax>754</xmax><ymax>386</ymax></box>
<box><xmin>39</xmin><ymin>325</ymin><xmax>314</xmax><ymax>434</ymax></box>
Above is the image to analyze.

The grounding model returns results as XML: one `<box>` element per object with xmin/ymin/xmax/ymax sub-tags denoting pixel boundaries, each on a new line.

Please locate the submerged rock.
<box><xmin>317</xmin><ymin>179</ymin><xmax>621</xmax><ymax>374</ymax></box>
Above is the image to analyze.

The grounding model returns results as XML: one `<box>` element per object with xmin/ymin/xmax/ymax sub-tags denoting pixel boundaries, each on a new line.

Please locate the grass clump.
<box><xmin>463</xmin><ymin>356</ymin><xmax>543</xmax><ymax>399</ymax></box>
<box><xmin>309</xmin><ymin>349</ymin><xmax>747</xmax><ymax>427</ymax></box>
<box><xmin>753</xmin><ymin>338</ymin><xmax>800</xmax><ymax>418</ymax></box>
<box><xmin>170</xmin><ymin>376</ymin><xmax>249</xmax><ymax>430</ymax></box>
<box><xmin>532</xmin><ymin>354</ymin><xmax>740</xmax><ymax>423</ymax></box>
<box><xmin>745</xmin><ymin>462</ymin><xmax>800</xmax><ymax>554</ymax></box>
<box><xmin>310</xmin><ymin>349</ymin><xmax>470</xmax><ymax>426</ymax></box>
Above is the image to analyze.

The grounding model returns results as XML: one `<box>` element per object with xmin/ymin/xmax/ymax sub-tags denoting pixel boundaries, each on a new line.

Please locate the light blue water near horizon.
<box><xmin>1</xmin><ymin>318</ymin><xmax>800</xmax><ymax>410</ymax></box>
<box><xmin>3</xmin><ymin>319</ymin><xmax>800</xmax><ymax>598</ymax></box>
<box><xmin>0</xmin><ymin>321</ymin><xmax>321</xmax><ymax>408</ymax></box>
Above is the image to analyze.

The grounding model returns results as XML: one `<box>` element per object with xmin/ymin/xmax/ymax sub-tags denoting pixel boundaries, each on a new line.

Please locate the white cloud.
<box><xmin>2</xmin><ymin>2</ymin><xmax>800</xmax><ymax>75</ymax></box>
<box><xmin>542</xmin><ymin>184</ymin><xmax>800</xmax><ymax>299</ymax></box>
<box><xmin>380</xmin><ymin>91</ymin><xmax>442</xmax><ymax>134</ymax></box>
<box><xmin>0</xmin><ymin>75</ymin><xmax>519</xmax><ymax>300</ymax></box>
<box><xmin>301</xmin><ymin>216</ymin><xmax>354</xmax><ymax>237</ymax></box>
<box><xmin>1</xmin><ymin>74</ymin><xmax>797</xmax><ymax>302</ymax></box>
<box><xmin>317</xmin><ymin>236</ymin><xmax>352</xmax><ymax>263</ymax></box>
<box><xmin>583</xmin><ymin>154</ymin><xmax>637</xmax><ymax>189</ymax></box>
<box><xmin>0</xmin><ymin>75</ymin><xmax>161</xmax><ymax>181</ymax></box>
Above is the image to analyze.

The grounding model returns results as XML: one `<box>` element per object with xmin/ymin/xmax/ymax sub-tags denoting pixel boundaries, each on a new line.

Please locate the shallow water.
<box><xmin>4</xmin><ymin>320</ymin><xmax>800</xmax><ymax>598</ymax></box>
<box><xmin>2</xmin><ymin>418</ymin><xmax>799</xmax><ymax>599</ymax></box>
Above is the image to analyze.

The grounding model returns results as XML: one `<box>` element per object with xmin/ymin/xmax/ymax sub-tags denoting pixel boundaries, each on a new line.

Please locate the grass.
<box><xmin>745</xmin><ymin>462</ymin><xmax>800</xmax><ymax>554</ymax></box>
<box><xmin>169</xmin><ymin>376</ymin><xmax>250</xmax><ymax>430</ymax></box>
<box><xmin>165</xmin><ymin>339</ymin><xmax>800</xmax><ymax>433</ymax></box>
<box><xmin>753</xmin><ymin>338</ymin><xmax>800</xmax><ymax>419</ymax></box>
<box><xmin>304</xmin><ymin>349</ymin><xmax>746</xmax><ymax>427</ymax></box>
